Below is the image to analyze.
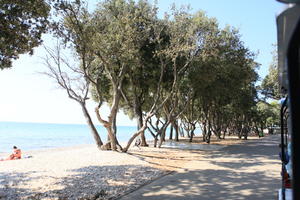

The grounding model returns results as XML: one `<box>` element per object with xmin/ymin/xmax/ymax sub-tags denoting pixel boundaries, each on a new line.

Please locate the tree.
<box><xmin>43</xmin><ymin>44</ymin><xmax>104</xmax><ymax>149</ymax></box>
<box><xmin>0</xmin><ymin>0</ymin><xmax>50</xmax><ymax>69</ymax></box>
<box><xmin>154</xmin><ymin>8</ymin><xmax>210</xmax><ymax>147</ymax></box>
<box><xmin>90</xmin><ymin>0</ymin><xmax>161</xmax><ymax>151</ymax></box>
<box><xmin>112</xmin><ymin>0</ymin><xmax>161</xmax><ymax>147</ymax></box>
<box><xmin>186</xmin><ymin>22</ymin><xmax>259</xmax><ymax>142</ymax></box>
<box><xmin>46</xmin><ymin>0</ymin><xmax>265</xmax><ymax>151</ymax></box>
<box><xmin>266</xmin><ymin>101</ymin><xmax>280</xmax><ymax>127</ymax></box>
<box><xmin>49</xmin><ymin>0</ymin><xmax>162</xmax><ymax>151</ymax></box>
<box><xmin>260</xmin><ymin>48</ymin><xmax>281</xmax><ymax>100</ymax></box>
<box><xmin>44</xmin><ymin>0</ymin><xmax>108</xmax><ymax>150</ymax></box>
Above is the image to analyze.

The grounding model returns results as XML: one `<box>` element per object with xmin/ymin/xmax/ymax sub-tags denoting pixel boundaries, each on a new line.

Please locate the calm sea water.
<box><xmin>0</xmin><ymin>122</ymin><xmax>141</xmax><ymax>153</ymax></box>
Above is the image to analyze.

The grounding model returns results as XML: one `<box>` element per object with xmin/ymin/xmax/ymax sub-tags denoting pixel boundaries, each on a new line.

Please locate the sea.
<box><xmin>0</xmin><ymin>121</ymin><xmax>142</xmax><ymax>153</ymax></box>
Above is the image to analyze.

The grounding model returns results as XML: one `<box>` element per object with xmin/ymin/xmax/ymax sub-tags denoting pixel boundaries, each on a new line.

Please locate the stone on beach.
<box><xmin>0</xmin><ymin>136</ymin><xmax>281</xmax><ymax>200</ymax></box>
<box><xmin>0</xmin><ymin>145</ymin><xmax>166</xmax><ymax>200</ymax></box>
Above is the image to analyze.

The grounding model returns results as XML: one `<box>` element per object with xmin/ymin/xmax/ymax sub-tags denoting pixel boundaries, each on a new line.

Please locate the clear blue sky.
<box><xmin>157</xmin><ymin>0</ymin><xmax>284</xmax><ymax>77</ymax></box>
<box><xmin>0</xmin><ymin>0</ymin><xmax>285</xmax><ymax>125</ymax></box>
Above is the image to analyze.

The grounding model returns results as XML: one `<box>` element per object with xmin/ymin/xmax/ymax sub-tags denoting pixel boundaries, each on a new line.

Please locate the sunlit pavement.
<box><xmin>118</xmin><ymin>135</ymin><xmax>281</xmax><ymax>200</ymax></box>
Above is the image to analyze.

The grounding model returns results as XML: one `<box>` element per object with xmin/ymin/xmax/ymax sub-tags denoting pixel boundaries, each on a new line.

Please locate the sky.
<box><xmin>0</xmin><ymin>0</ymin><xmax>285</xmax><ymax>125</ymax></box>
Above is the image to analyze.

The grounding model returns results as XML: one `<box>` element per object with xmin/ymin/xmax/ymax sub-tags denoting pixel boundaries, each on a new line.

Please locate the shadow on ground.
<box><xmin>119</xmin><ymin>135</ymin><xmax>281</xmax><ymax>200</ymax></box>
<box><xmin>0</xmin><ymin>165</ymin><xmax>164</xmax><ymax>200</ymax></box>
<box><xmin>0</xmin><ymin>169</ymin><xmax>52</xmax><ymax>200</ymax></box>
<box><xmin>119</xmin><ymin>169</ymin><xmax>279</xmax><ymax>200</ymax></box>
<box><xmin>0</xmin><ymin>135</ymin><xmax>281</xmax><ymax>200</ymax></box>
<box><xmin>202</xmin><ymin>135</ymin><xmax>281</xmax><ymax>169</ymax></box>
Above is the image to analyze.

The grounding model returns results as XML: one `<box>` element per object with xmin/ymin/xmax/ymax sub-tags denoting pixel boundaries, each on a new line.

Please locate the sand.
<box><xmin>0</xmin><ymin>136</ymin><xmax>278</xmax><ymax>200</ymax></box>
<box><xmin>0</xmin><ymin>145</ymin><xmax>167</xmax><ymax>200</ymax></box>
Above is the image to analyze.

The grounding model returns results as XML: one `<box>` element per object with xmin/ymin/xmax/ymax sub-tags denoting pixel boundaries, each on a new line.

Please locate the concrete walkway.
<box><xmin>118</xmin><ymin>135</ymin><xmax>281</xmax><ymax>200</ymax></box>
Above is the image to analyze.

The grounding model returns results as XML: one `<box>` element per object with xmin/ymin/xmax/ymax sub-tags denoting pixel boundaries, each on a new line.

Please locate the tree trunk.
<box><xmin>111</xmin><ymin>114</ymin><xmax>123</xmax><ymax>150</ymax></box>
<box><xmin>254</xmin><ymin>125</ymin><xmax>261</xmax><ymax>137</ymax></box>
<box><xmin>206</xmin><ymin>121</ymin><xmax>212</xmax><ymax>144</ymax></box>
<box><xmin>189</xmin><ymin>123</ymin><xmax>196</xmax><ymax>143</ymax></box>
<box><xmin>95</xmin><ymin>107</ymin><xmax>117</xmax><ymax>151</ymax></box>
<box><xmin>216</xmin><ymin>127</ymin><xmax>222</xmax><ymax>139</ymax></box>
<box><xmin>174</xmin><ymin>121</ymin><xmax>179</xmax><ymax>141</ymax></box>
<box><xmin>112</xmin><ymin>114</ymin><xmax>117</xmax><ymax>135</ymax></box>
<box><xmin>260</xmin><ymin>124</ymin><xmax>265</xmax><ymax>137</ymax></box>
<box><xmin>81</xmin><ymin>103</ymin><xmax>103</xmax><ymax>149</ymax></box>
<box><xmin>222</xmin><ymin>129</ymin><xmax>226</xmax><ymax>139</ymax></box>
<box><xmin>153</xmin><ymin>136</ymin><xmax>159</xmax><ymax>147</ymax></box>
<box><xmin>123</xmin><ymin>113</ymin><xmax>153</xmax><ymax>152</ymax></box>
<box><xmin>206</xmin><ymin>130</ymin><xmax>211</xmax><ymax>143</ymax></box>
<box><xmin>162</xmin><ymin>126</ymin><xmax>167</xmax><ymax>142</ymax></box>
<box><xmin>158</xmin><ymin>123</ymin><xmax>170</xmax><ymax>148</ymax></box>
<box><xmin>202</xmin><ymin>121</ymin><xmax>207</xmax><ymax>142</ymax></box>
<box><xmin>179</xmin><ymin>124</ymin><xmax>184</xmax><ymax>137</ymax></box>
<box><xmin>107</xmin><ymin>86</ymin><xmax>123</xmax><ymax>151</ymax></box>
<box><xmin>136</xmin><ymin>104</ymin><xmax>148</xmax><ymax>146</ymax></box>
<box><xmin>169</xmin><ymin>124</ymin><xmax>173</xmax><ymax>140</ymax></box>
<box><xmin>187</xmin><ymin>126</ymin><xmax>191</xmax><ymax>138</ymax></box>
<box><xmin>237</xmin><ymin>124</ymin><xmax>242</xmax><ymax>139</ymax></box>
<box><xmin>269</xmin><ymin>127</ymin><xmax>274</xmax><ymax>135</ymax></box>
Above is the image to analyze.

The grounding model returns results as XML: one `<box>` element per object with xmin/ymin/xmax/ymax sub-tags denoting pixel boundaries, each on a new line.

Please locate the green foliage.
<box><xmin>255</xmin><ymin>101</ymin><xmax>280</xmax><ymax>127</ymax></box>
<box><xmin>260</xmin><ymin>48</ymin><xmax>281</xmax><ymax>100</ymax></box>
<box><xmin>51</xmin><ymin>0</ymin><xmax>270</xmax><ymax>141</ymax></box>
<box><xmin>88</xmin><ymin>0</ymin><xmax>160</xmax><ymax>106</ymax></box>
<box><xmin>266</xmin><ymin>101</ymin><xmax>280</xmax><ymax>126</ymax></box>
<box><xmin>0</xmin><ymin>0</ymin><xmax>50</xmax><ymax>69</ymax></box>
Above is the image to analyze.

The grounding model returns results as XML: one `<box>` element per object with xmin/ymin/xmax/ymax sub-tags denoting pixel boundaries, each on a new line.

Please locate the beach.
<box><xmin>0</xmin><ymin>136</ymin><xmax>281</xmax><ymax>200</ymax></box>
<box><xmin>0</xmin><ymin>144</ymin><xmax>167</xmax><ymax>200</ymax></box>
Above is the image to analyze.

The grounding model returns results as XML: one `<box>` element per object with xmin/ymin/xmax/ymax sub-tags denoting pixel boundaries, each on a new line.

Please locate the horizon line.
<box><xmin>0</xmin><ymin>120</ymin><xmax>137</xmax><ymax>127</ymax></box>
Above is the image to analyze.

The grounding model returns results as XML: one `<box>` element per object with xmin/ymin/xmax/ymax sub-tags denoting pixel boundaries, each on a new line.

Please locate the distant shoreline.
<box><xmin>0</xmin><ymin>133</ymin><xmax>257</xmax><ymax>155</ymax></box>
<box><xmin>0</xmin><ymin>122</ymin><xmax>146</xmax><ymax>153</ymax></box>
<box><xmin>0</xmin><ymin>120</ymin><xmax>137</xmax><ymax>127</ymax></box>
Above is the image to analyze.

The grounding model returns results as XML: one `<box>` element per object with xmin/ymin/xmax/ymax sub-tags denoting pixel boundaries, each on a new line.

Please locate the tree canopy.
<box><xmin>260</xmin><ymin>49</ymin><xmax>281</xmax><ymax>100</ymax></box>
<box><xmin>0</xmin><ymin>0</ymin><xmax>50</xmax><ymax>69</ymax></box>
<box><xmin>44</xmin><ymin>0</ymin><xmax>279</xmax><ymax>151</ymax></box>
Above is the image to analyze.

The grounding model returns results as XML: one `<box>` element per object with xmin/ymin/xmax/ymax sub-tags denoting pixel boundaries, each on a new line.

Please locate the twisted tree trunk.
<box><xmin>135</xmin><ymin>103</ymin><xmax>148</xmax><ymax>146</ymax></box>
<box><xmin>80</xmin><ymin>103</ymin><xmax>103</xmax><ymax>149</ymax></box>
<box><xmin>123</xmin><ymin>112</ymin><xmax>154</xmax><ymax>152</ymax></box>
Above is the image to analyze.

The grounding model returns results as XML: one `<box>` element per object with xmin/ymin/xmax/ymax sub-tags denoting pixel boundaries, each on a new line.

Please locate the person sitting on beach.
<box><xmin>9</xmin><ymin>146</ymin><xmax>22</xmax><ymax>160</ymax></box>
<box><xmin>0</xmin><ymin>146</ymin><xmax>21</xmax><ymax>161</ymax></box>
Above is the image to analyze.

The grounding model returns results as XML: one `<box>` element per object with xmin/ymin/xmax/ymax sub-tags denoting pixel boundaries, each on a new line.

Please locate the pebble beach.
<box><xmin>0</xmin><ymin>145</ymin><xmax>167</xmax><ymax>200</ymax></box>
<box><xmin>0</xmin><ymin>136</ymin><xmax>280</xmax><ymax>200</ymax></box>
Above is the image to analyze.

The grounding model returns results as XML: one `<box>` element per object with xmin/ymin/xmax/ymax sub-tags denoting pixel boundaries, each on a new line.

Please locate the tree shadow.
<box><xmin>203</xmin><ymin>134</ymin><xmax>281</xmax><ymax>167</ymax></box>
<box><xmin>0</xmin><ymin>165</ymin><xmax>165</xmax><ymax>200</ymax></box>
<box><xmin>0</xmin><ymin>170</ymin><xmax>45</xmax><ymax>200</ymax></box>
<box><xmin>1</xmin><ymin>135</ymin><xmax>281</xmax><ymax>200</ymax></box>
<box><xmin>118</xmin><ymin>169</ymin><xmax>280</xmax><ymax>200</ymax></box>
<box><xmin>118</xmin><ymin>135</ymin><xmax>281</xmax><ymax>200</ymax></box>
<box><xmin>51</xmin><ymin>165</ymin><xmax>165</xmax><ymax>199</ymax></box>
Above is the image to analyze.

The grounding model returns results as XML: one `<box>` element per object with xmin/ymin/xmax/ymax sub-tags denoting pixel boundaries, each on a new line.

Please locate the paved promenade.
<box><xmin>119</xmin><ymin>135</ymin><xmax>281</xmax><ymax>200</ymax></box>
